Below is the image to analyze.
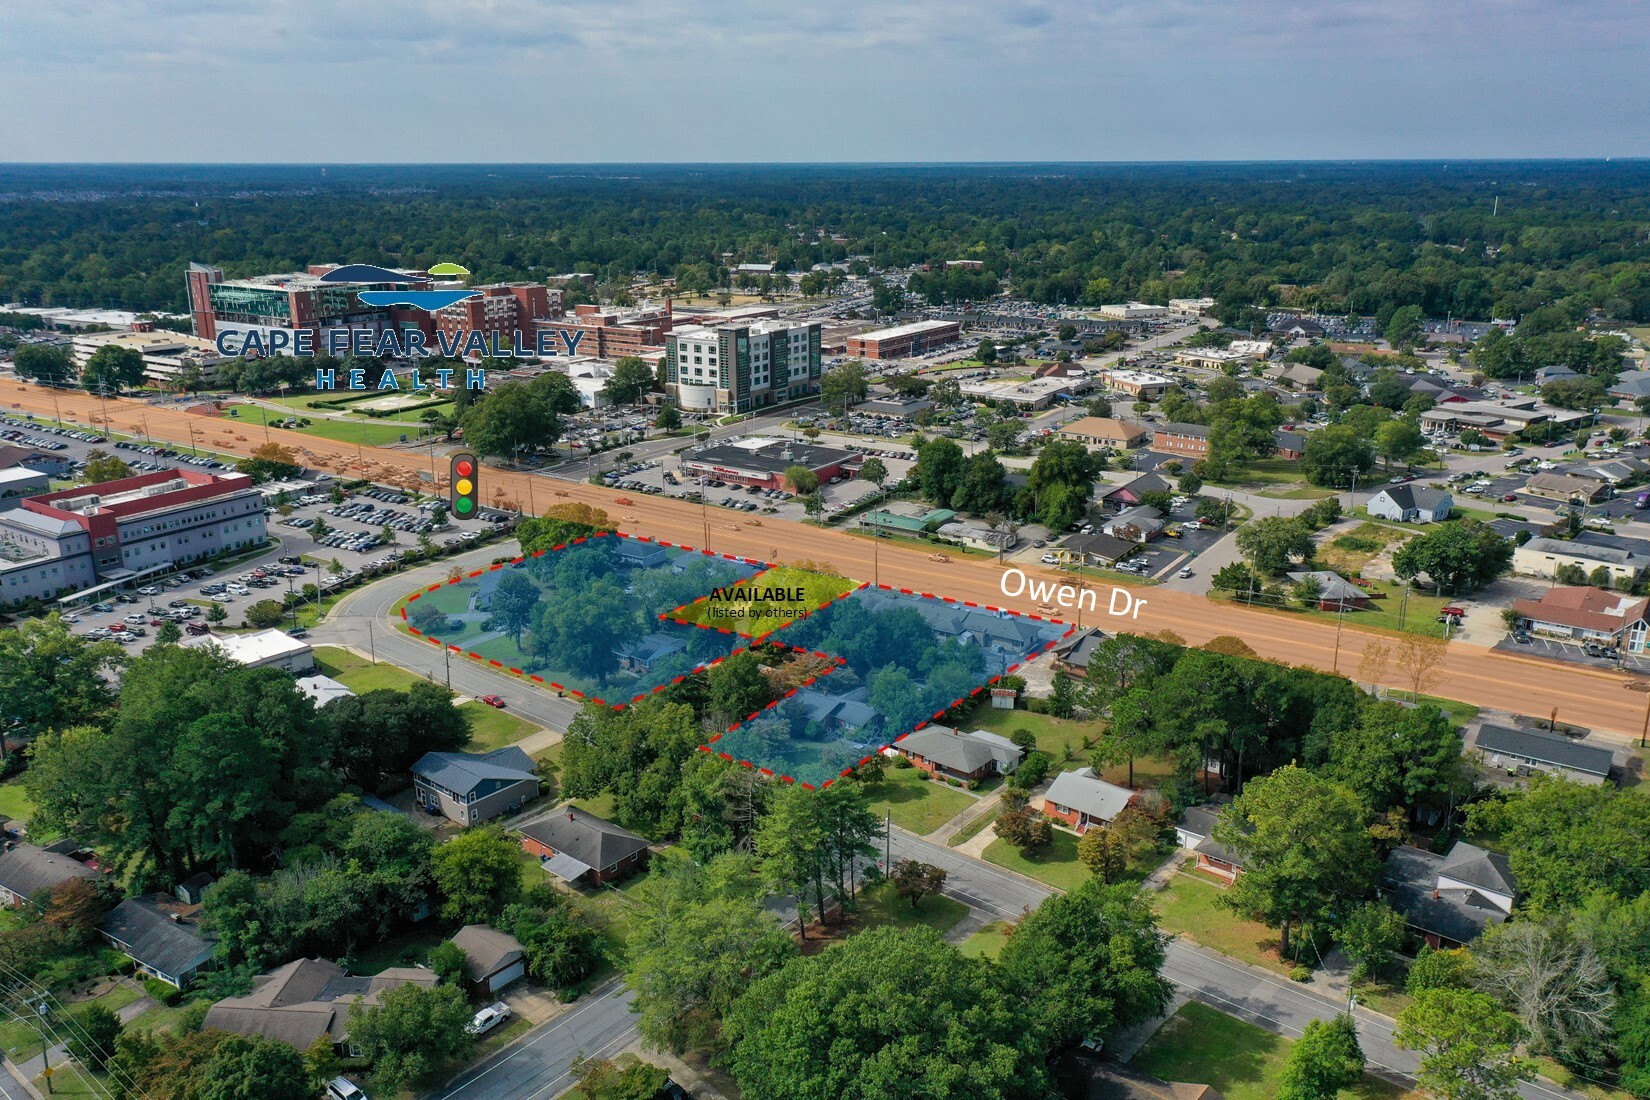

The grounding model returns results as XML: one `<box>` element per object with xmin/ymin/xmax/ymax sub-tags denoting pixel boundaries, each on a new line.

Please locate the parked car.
<box><xmin>325</xmin><ymin>1079</ymin><xmax>368</xmax><ymax>1100</ymax></box>
<box><xmin>479</xmin><ymin>694</ymin><xmax>506</xmax><ymax>708</ymax></box>
<box><xmin>465</xmin><ymin>1002</ymin><xmax>512</xmax><ymax>1036</ymax></box>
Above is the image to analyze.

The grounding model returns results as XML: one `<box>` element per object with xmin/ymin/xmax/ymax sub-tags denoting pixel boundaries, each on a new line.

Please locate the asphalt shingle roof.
<box><xmin>411</xmin><ymin>746</ymin><xmax>537</xmax><ymax>797</ymax></box>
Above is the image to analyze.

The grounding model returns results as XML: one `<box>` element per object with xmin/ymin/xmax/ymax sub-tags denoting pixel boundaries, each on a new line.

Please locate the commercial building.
<box><xmin>186</xmin><ymin>263</ymin><xmax>436</xmax><ymax>347</ymax></box>
<box><xmin>1522</xmin><ymin>472</ymin><xmax>1610</xmax><ymax>503</ymax></box>
<box><xmin>1168</xmin><ymin>298</ymin><xmax>1217</xmax><ymax>313</ymax></box>
<box><xmin>536</xmin><ymin>302</ymin><xmax>674</xmax><ymax>361</ymax></box>
<box><xmin>0</xmin><ymin>469</ymin><xmax>266</xmax><ymax>606</ymax></box>
<box><xmin>845</xmin><ymin>319</ymin><xmax>963</xmax><ymax>360</ymax></box>
<box><xmin>1172</xmin><ymin>347</ymin><xmax>1255</xmax><ymax>368</ymax></box>
<box><xmin>1098</xmin><ymin>369</ymin><xmax>1175</xmax><ymax>399</ymax></box>
<box><xmin>1097</xmin><ymin>302</ymin><xmax>1167</xmax><ymax>320</ymax></box>
<box><xmin>664</xmin><ymin>319</ymin><xmax>823</xmax><ymax>413</ymax></box>
<box><xmin>0</xmin><ymin>468</ymin><xmax>49</xmax><ymax>509</ymax></box>
<box><xmin>1057</xmin><ymin>417</ymin><xmax>1150</xmax><ymax>450</ymax></box>
<box><xmin>1514</xmin><ymin>537</ymin><xmax>1648</xmax><ymax>584</ymax></box>
<box><xmin>182</xmin><ymin>629</ymin><xmax>315</xmax><ymax>674</ymax></box>
<box><xmin>71</xmin><ymin>329</ymin><xmax>229</xmax><ymax>388</ymax></box>
<box><xmin>959</xmin><ymin>374</ymin><xmax>1087</xmax><ymax>410</ymax></box>
<box><xmin>679</xmin><ymin>437</ymin><xmax>860</xmax><ymax>491</ymax></box>
<box><xmin>1150</xmin><ymin>422</ymin><xmax>1212</xmax><ymax>458</ymax></box>
<box><xmin>433</xmin><ymin>283</ymin><xmax>558</xmax><ymax>350</ymax></box>
<box><xmin>1509</xmin><ymin>585</ymin><xmax>1650</xmax><ymax>652</ymax></box>
<box><xmin>1417</xmin><ymin>398</ymin><xmax>1594</xmax><ymax>442</ymax></box>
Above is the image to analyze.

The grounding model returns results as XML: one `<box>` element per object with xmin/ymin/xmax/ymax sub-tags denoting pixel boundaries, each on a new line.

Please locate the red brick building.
<box><xmin>518</xmin><ymin>806</ymin><xmax>651</xmax><ymax>886</ymax></box>
<box><xmin>846</xmin><ymin>319</ymin><xmax>962</xmax><ymax>360</ymax></box>
<box><xmin>1151</xmin><ymin>422</ymin><xmax>1212</xmax><ymax>458</ymax></box>
<box><xmin>434</xmin><ymin>284</ymin><xmax>557</xmax><ymax>346</ymax></box>
<box><xmin>536</xmin><ymin>302</ymin><xmax>675</xmax><ymax>360</ymax></box>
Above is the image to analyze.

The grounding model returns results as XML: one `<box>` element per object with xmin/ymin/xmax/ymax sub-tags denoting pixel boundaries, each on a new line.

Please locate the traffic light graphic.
<box><xmin>450</xmin><ymin>453</ymin><xmax>479</xmax><ymax>517</ymax></box>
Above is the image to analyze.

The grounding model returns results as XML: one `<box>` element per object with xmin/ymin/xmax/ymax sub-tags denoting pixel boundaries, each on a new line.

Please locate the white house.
<box><xmin>1367</xmin><ymin>484</ymin><xmax>1453</xmax><ymax>524</ymax></box>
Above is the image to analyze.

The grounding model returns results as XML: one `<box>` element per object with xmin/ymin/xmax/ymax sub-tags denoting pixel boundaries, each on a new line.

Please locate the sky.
<box><xmin>1</xmin><ymin>0</ymin><xmax>1646</xmax><ymax>162</ymax></box>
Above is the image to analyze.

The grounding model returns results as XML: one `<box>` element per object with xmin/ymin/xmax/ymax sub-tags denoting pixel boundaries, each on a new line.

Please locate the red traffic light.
<box><xmin>455</xmin><ymin>459</ymin><xmax>474</xmax><ymax>477</ymax></box>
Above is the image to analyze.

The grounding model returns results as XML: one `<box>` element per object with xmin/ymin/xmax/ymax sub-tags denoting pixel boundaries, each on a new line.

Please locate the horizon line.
<box><xmin>0</xmin><ymin>157</ymin><xmax>1647</xmax><ymax>169</ymax></box>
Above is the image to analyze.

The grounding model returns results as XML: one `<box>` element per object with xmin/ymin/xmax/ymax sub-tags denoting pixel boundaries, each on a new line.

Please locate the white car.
<box><xmin>1040</xmin><ymin>553</ymin><xmax>1058</xmax><ymax>565</ymax></box>
<box><xmin>325</xmin><ymin>1078</ymin><xmax>368</xmax><ymax>1100</ymax></box>
<box><xmin>138</xmin><ymin>586</ymin><xmax>160</xmax><ymax>596</ymax></box>
<box><xmin>465</xmin><ymin>1002</ymin><xmax>512</xmax><ymax>1036</ymax></box>
<box><xmin>1177</xmin><ymin>567</ymin><xmax>1194</xmax><ymax>579</ymax></box>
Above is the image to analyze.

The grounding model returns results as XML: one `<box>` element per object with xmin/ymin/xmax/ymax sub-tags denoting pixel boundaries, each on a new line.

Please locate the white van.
<box><xmin>326</xmin><ymin>1079</ymin><xmax>368</xmax><ymax>1100</ymax></box>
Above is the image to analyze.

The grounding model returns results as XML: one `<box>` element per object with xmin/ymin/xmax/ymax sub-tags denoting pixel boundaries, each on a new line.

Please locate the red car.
<box><xmin>479</xmin><ymin>695</ymin><xmax>506</xmax><ymax>708</ymax></box>
<box><xmin>1501</xmin><ymin>493</ymin><xmax>1519</xmax><ymax>503</ymax></box>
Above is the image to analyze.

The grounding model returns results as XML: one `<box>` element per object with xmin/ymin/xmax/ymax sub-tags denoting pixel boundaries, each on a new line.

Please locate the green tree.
<box><xmin>1407</xmin><ymin>945</ymin><xmax>1474</xmax><ymax>994</ymax></box>
<box><xmin>755</xmin><ymin>783</ymin><xmax>829</xmax><ymax>936</ymax></box>
<box><xmin>1077</xmin><ymin>825</ymin><xmax>1126</xmax><ymax>882</ymax></box>
<box><xmin>1375</xmin><ymin>418</ymin><xmax>1424</xmax><ymax>471</ymax></box>
<box><xmin>13</xmin><ymin>343</ymin><xmax>75</xmax><ymax>385</ymax></box>
<box><xmin>460</xmin><ymin>374</ymin><xmax>577</xmax><ymax>458</ymax></box>
<box><xmin>951</xmin><ymin>451</ymin><xmax>1011</xmax><ymax>513</ymax></box>
<box><xmin>1542</xmin><ymin>376</ymin><xmax>1608</xmax><ymax>411</ymax></box>
<box><xmin>976</xmin><ymin>338</ymin><xmax>998</xmax><ymax>364</ymax></box>
<box><xmin>1384</xmin><ymin>305</ymin><xmax>1425</xmax><ymax>350</ymax></box>
<box><xmin>916</xmin><ymin>437</ymin><xmax>966</xmax><ymax>507</ymax></box>
<box><xmin>1322</xmin><ymin>700</ymin><xmax>1465</xmax><ymax>817</ymax></box>
<box><xmin>346</xmin><ymin>982</ymin><xmax>472</xmax><ymax>1095</ymax></box>
<box><xmin>428</xmin><ymin>940</ymin><xmax>467</xmax><ymax>986</ymax></box>
<box><xmin>656</xmin><ymin>404</ymin><xmax>682</xmax><ymax>431</ymax></box>
<box><xmin>997</xmin><ymin>879</ymin><xmax>1172</xmax><ymax>1053</ymax></box>
<box><xmin>488</xmin><ymin>568</ymin><xmax>541</xmax><ymax>647</ymax></box>
<box><xmin>601</xmin><ymin>356</ymin><xmax>656</xmax><ymax>405</ymax></box>
<box><xmin>1394</xmin><ymin>989</ymin><xmax>1528</xmax><ymax>1100</ymax></box>
<box><xmin>1392</xmin><ymin>520</ymin><xmax>1514</xmax><ymax>594</ymax></box>
<box><xmin>1214</xmin><ymin>765</ymin><xmax>1378</xmax><ymax>957</ymax></box>
<box><xmin>430</xmin><ymin>826</ymin><xmax>522</xmax><ymax>923</ymax></box>
<box><xmin>859</xmin><ymin>456</ymin><xmax>889</xmax><ymax>489</ymax></box>
<box><xmin>322</xmin><ymin>681</ymin><xmax>473</xmax><ymax>790</ymax></box>
<box><xmin>0</xmin><ymin>614</ymin><xmax>123</xmax><ymax>733</ymax></box>
<box><xmin>889</xmin><ymin>860</ymin><xmax>947</xmax><ymax>910</ymax></box>
<box><xmin>197</xmin><ymin>1034</ymin><xmax>314</xmax><ymax>1100</ymax></box>
<box><xmin>820</xmin><ymin>361</ymin><xmax>869</xmax><ymax>412</ymax></box>
<box><xmin>81</xmin><ymin>343</ymin><xmax>146</xmax><ymax>393</ymax></box>
<box><xmin>1278</xmin><ymin>1015</ymin><xmax>1364</xmax><ymax>1100</ymax></box>
<box><xmin>568</xmin><ymin>1056</ymin><xmax>672</xmax><ymax>1100</ymax></box>
<box><xmin>707</xmin><ymin>651</ymin><xmax>774</xmax><ymax>725</ymax></box>
<box><xmin>1300</xmin><ymin>424</ymin><xmax>1376</xmax><ymax>489</ymax></box>
<box><xmin>784</xmin><ymin>465</ymin><xmax>821</xmax><ymax>494</ymax></box>
<box><xmin>66</xmin><ymin>1003</ymin><xmax>122</xmax><ymax>1073</ymax></box>
<box><xmin>244</xmin><ymin>599</ymin><xmax>286</xmax><ymax>628</ymax></box>
<box><xmin>1235</xmin><ymin>516</ymin><xmax>1315</xmax><ymax>576</ymax></box>
<box><xmin>530</xmin><ymin>579</ymin><xmax>635</xmax><ymax>683</ymax></box>
<box><xmin>1336</xmin><ymin>900</ymin><xmax>1407</xmax><ymax>981</ymax></box>
<box><xmin>82</xmin><ymin>448</ymin><xmax>133</xmax><ymax>483</ymax></box>
<box><xmin>1026</xmin><ymin>437</ymin><xmax>1103</xmax><ymax>531</ymax></box>
<box><xmin>154</xmin><ymin>619</ymin><xmax>182</xmax><ymax>645</ymax></box>
<box><xmin>722</xmin><ymin>927</ymin><xmax>1045</xmax><ymax>1100</ymax></box>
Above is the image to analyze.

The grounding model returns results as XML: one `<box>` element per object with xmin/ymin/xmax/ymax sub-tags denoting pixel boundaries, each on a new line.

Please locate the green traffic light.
<box><xmin>455</xmin><ymin>497</ymin><xmax>474</xmax><ymax>515</ymax></box>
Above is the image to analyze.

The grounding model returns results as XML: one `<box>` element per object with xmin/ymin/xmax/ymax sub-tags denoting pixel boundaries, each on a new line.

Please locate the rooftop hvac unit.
<box><xmin>146</xmin><ymin>479</ymin><xmax>188</xmax><ymax>496</ymax></box>
<box><xmin>59</xmin><ymin>495</ymin><xmax>100</xmax><ymax>512</ymax></box>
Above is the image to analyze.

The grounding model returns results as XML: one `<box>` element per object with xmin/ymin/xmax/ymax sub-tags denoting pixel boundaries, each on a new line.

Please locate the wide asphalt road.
<box><xmin>432</xmin><ymin>978</ymin><xmax>638</xmax><ymax>1100</ymax></box>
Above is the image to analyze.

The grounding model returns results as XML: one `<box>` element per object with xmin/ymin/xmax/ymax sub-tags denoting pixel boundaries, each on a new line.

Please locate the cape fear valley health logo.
<box><xmin>321</xmin><ymin>261</ymin><xmax>481</xmax><ymax>313</ymax></box>
<box><xmin>210</xmin><ymin>259</ymin><xmax>584</xmax><ymax>392</ymax></box>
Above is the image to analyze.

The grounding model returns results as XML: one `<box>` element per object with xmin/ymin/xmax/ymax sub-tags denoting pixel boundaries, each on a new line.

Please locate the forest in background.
<box><xmin>1</xmin><ymin>161</ymin><xmax>1648</xmax><ymax>324</ymax></box>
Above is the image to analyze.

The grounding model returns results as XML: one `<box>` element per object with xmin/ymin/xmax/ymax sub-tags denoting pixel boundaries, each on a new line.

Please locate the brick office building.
<box><xmin>846</xmin><ymin>319</ymin><xmax>963</xmax><ymax>360</ymax></box>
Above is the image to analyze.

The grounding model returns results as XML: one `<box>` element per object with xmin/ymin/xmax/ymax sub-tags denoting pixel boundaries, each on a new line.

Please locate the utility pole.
<box><xmin>884</xmin><ymin>809</ymin><xmax>891</xmax><ymax>874</ymax></box>
<box><xmin>35</xmin><ymin>1000</ymin><xmax>52</xmax><ymax>1095</ymax></box>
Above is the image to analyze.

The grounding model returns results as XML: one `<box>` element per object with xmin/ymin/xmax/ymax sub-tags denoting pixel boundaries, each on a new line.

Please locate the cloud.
<box><xmin>0</xmin><ymin>0</ymin><xmax>1645</xmax><ymax>160</ymax></box>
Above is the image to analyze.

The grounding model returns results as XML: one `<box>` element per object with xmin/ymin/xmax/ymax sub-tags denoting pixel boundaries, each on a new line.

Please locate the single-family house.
<box><xmin>411</xmin><ymin>746</ymin><xmax>539</xmax><ymax>825</ymax></box>
<box><xmin>1284</xmin><ymin>570</ymin><xmax>1370</xmax><ymax>611</ymax></box>
<box><xmin>613</xmin><ymin>632</ymin><xmax>689</xmax><ymax>672</ymax></box>
<box><xmin>295</xmin><ymin>674</ymin><xmax>355</xmax><ymax>707</ymax></box>
<box><xmin>204</xmin><ymin>958</ymin><xmax>437</xmax><ymax>1055</ymax></box>
<box><xmin>1102</xmin><ymin>505</ymin><xmax>1165</xmax><ymax>543</ymax></box>
<box><xmin>1512</xmin><ymin>538</ymin><xmax>1648</xmax><ymax>584</ymax></box>
<box><xmin>1173</xmin><ymin>806</ymin><xmax>1243</xmax><ymax>882</ymax></box>
<box><xmin>518</xmin><ymin>805</ymin><xmax>652</xmax><ymax>885</ymax></box>
<box><xmin>1057</xmin><ymin>417</ymin><xmax>1151</xmax><ymax>451</ymax></box>
<box><xmin>1523</xmin><ymin>471</ymin><xmax>1610</xmax><ymax>503</ymax></box>
<box><xmin>0</xmin><ymin>839</ymin><xmax>100</xmax><ymax>908</ymax></box>
<box><xmin>1608</xmin><ymin>370</ymin><xmax>1650</xmax><ymax>402</ymax></box>
<box><xmin>1510</xmin><ymin>585</ymin><xmax>1650</xmax><ymax>652</ymax></box>
<box><xmin>1051</xmin><ymin>628</ymin><xmax>1109</xmax><ymax>677</ymax></box>
<box><xmin>1272</xmin><ymin>429</ymin><xmax>1307</xmax><ymax>459</ymax></box>
<box><xmin>1084</xmin><ymin>1065</ymin><xmax>1225</xmax><ymax>1100</ymax></box>
<box><xmin>1472</xmin><ymin>723</ymin><xmax>1614</xmax><ymax>785</ymax></box>
<box><xmin>1151</xmin><ymin>422</ymin><xmax>1212</xmax><ymax>458</ymax></box>
<box><xmin>613</xmin><ymin>540</ymin><xmax>670</xmax><ymax>569</ymax></box>
<box><xmin>1533</xmin><ymin>364</ymin><xmax>1577</xmax><ymax>385</ymax></box>
<box><xmin>794</xmin><ymin>685</ymin><xmax>879</xmax><ymax>734</ymax></box>
<box><xmin>100</xmin><ymin>893</ymin><xmax>217</xmax><ymax>989</ymax></box>
<box><xmin>1366</xmin><ymin>484</ymin><xmax>1453</xmax><ymax>524</ymax></box>
<box><xmin>1382</xmin><ymin>842</ymin><xmax>1517</xmax><ymax>949</ymax></box>
<box><xmin>449</xmin><ymin>924</ymin><xmax>526</xmax><ymax>995</ymax></box>
<box><xmin>1042</xmin><ymin>768</ymin><xmax>1136</xmax><ymax>834</ymax></box>
<box><xmin>894</xmin><ymin>725</ymin><xmax>1024</xmax><ymax>782</ymax></box>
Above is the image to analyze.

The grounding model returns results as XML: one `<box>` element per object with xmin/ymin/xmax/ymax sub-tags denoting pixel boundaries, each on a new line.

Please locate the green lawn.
<box><xmin>1413</xmin><ymin>694</ymin><xmax>1481</xmax><ymax>727</ymax></box>
<box><xmin>848</xmin><ymin>880</ymin><xmax>968</xmax><ymax>937</ymax></box>
<box><xmin>0</xmin><ymin>781</ymin><xmax>36</xmax><ymax>827</ymax></box>
<box><xmin>958</xmin><ymin>921</ymin><xmax>1013</xmax><ymax>960</ymax></box>
<box><xmin>292</xmin><ymin>417</ymin><xmax>434</xmax><ymax>446</ymax></box>
<box><xmin>1152</xmin><ymin>869</ymin><xmax>1295</xmax><ymax>977</ymax></box>
<box><xmin>562</xmin><ymin>872</ymin><xmax>655</xmax><ymax>966</ymax></box>
<box><xmin>313</xmin><ymin>646</ymin><xmax>431</xmax><ymax>693</ymax></box>
<box><xmin>862</xmin><ymin>767</ymin><xmax>975</xmax><ymax>835</ymax></box>
<box><xmin>1133</xmin><ymin>1001</ymin><xmax>1414</xmax><ymax>1100</ymax></box>
<box><xmin>956</xmin><ymin>703</ymin><xmax>1101</xmax><ymax>766</ymax></box>
<box><xmin>948</xmin><ymin>812</ymin><xmax>996</xmax><ymax>848</ymax></box>
<box><xmin>349</xmin><ymin>927</ymin><xmax>452</xmax><ymax>976</ymax></box>
<box><xmin>1214</xmin><ymin>579</ymin><xmax>1452</xmax><ymax>639</ymax></box>
<box><xmin>664</xmin><ymin>565</ymin><xmax>859</xmax><ymax>637</ymax></box>
<box><xmin>0</xmin><ymin>983</ymin><xmax>141</xmax><ymax>1060</ymax></box>
<box><xmin>460</xmin><ymin>702</ymin><xmax>542</xmax><ymax>751</ymax></box>
<box><xmin>982</xmin><ymin>828</ymin><xmax>1094</xmax><ymax>893</ymax></box>
<box><xmin>1316</xmin><ymin>522</ymin><xmax>1405</xmax><ymax>576</ymax></box>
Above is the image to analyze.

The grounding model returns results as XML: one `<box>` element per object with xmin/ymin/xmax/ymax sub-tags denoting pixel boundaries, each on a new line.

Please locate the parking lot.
<box><xmin>1493</xmin><ymin>631</ymin><xmax>1650</xmax><ymax>675</ymax></box>
<box><xmin>55</xmin><ymin>479</ymin><xmax>512</xmax><ymax>657</ymax></box>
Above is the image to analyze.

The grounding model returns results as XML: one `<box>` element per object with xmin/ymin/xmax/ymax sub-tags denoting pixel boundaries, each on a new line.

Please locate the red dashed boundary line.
<box><xmin>397</xmin><ymin>529</ymin><xmax>1079</xmax><ymax>787</ymax></box>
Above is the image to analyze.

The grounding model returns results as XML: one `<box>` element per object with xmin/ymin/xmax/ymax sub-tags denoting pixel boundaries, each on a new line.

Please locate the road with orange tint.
<box><xmin>10</xmin><ymin>377</ymin><xmax>1645</xmax><ymax>741</ymax></box>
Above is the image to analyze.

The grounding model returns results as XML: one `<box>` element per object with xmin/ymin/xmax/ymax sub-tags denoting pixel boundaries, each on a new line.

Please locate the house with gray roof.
<box><xmin>1472</xmin><ymin>723</ymin><xmax>1614</xmax><ymax>785</ymax></box>
<box><xmin>894</xmin><ymin>725</ymin><xmax>1024</xmax><ymax>782</ymax></box>
<box><xmin>795</xmin><ymin>685</ymin><xmax>879</xmax><ymax>734</ymax></box>
<box><xmin>518</xmin><ymin>805</ymin><xmax>652</xmax><ymax>885</ymax></box>
<box><xmin>450</xmin><ymin>924</ymin><xmax>526</xmax><ymax>994</ymax></box>
<box><xmin>1367</xmin><ymin>483</ymin><xmax>1453</xmax><ymax>523</ymax></box>
<box><xmin>1103</xmin><ymin>505</ymin><xmax>1165</xmax><ymax>543</ymax></box>
<box><xmin>1052</xmin><ymin>628</ymin><xmax>1110</xmax><ymax>676</ymax></box>
<box><xmin>1173</xmin><ymin>805</ymin><xmax>1243</xmax><ymax>882</ymax></box>
<box><xmin>1042</xmin><ymin>767</ymin><xmax>1136</xmax><ymax>834</ymax></box>
<box><xmin>613</xmin><ymin>632</ymin><xmax>688</xmax><ymax>672</ymax></box>
<box><xmin>412</xmin><ymin>746</ymin><xmax>539</xmax><ymax>826</ymax></box>
<box><xmin>1285</xmin><ymin>570</ymin><xmax>1370</xmax><ymax>611</ymax></box>
<box><xmin>1382</xmin><ymin>842</ymin><xmax>1517</xmax><ymax>948</ymax></box>
<box><xmin>204</xmin><ymin>958</ymin><xmax>436</xmax><ymax>1054</ymax></box>
<box><xmin>1608</xmin><ymin>370</ymin><xmax>1650</xmax><ymax>402</ymax></box>
<box><xmin>100</xmin><ymin>894</ymin><xmax>216</xmax><ymax>989</ymax></box>
<box><xmin>0</xmin><ymin>839</ymin><xmax>100</xmax><ymax>909</ymax></box>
